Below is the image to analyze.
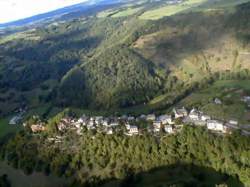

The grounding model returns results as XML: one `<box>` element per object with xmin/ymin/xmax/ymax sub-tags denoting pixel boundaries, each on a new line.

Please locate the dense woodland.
<box><xmin>0</xmin><ymin>126</ymin><xmax>250</xmax><ymax>186</ymax></box>
<box><xmin>0</xmin><ymin>2</ymin><xmax>250</xmax><ymax>117</ymax></box>
<box><xmin>59</xmin><ymin>46</ymin><xmax>163</xmax><ymax>108</ymax></box>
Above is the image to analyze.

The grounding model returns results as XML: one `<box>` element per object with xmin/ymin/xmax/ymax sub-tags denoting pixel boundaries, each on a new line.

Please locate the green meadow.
<box><xmin>0</xmin><ymin>117</ymin><xmax>21</xmax><ymax>139</ymax></box>
<box><xmin>178</xmin><ymin>80</ymin><xmax>250</xmax><ymax>124</ymax></box>
<box><xmin>139</xmin><ymin>0</ymin><xmax>250</xmax><ymax>20</ymax></box>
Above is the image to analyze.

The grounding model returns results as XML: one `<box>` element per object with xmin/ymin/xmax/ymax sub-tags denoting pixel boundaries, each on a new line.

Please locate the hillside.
<box><xmin>59</xmin><ymin>46</ymin><xmax>163</xmax><ymax>108</ymax></box>
<box><xmin>0</xmin><ymin>1</ymin><xmax>250</xmax><ymax>187</ymax></box>
<box><xmin>0</xmin><ymin>0</ymin><xmax>249</xmax><ymax>117</ymax></box>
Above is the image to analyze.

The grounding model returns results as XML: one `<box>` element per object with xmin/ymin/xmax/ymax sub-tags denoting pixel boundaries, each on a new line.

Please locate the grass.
<box><xmin>193</xmin><ymin>0</ymin><xmax>250</xmax><ymax>10</ymax></box>
<box><xmin>178</xmin><ymin>80</ymin><xmax>250</xmax><ymax>124</ymax></box>
<box><xmin>139</xmin><ymin>0</ymin><xmax>250</xmax><ymax>20</ymax></box>
<box><xmin>0</xmin><ymin>31</ymin><xmax>40</xmax><ymax>45</ymax></box>
<box><xmin>112</xmin><ymin>7</ymin><xmax>143</xmax><ymax>17</ymax></box>
<box><xmin>97</xmin><ymin>9</ymin><xmax>119</xmax><ymax>18</ymax></box>
<box><xmin>139</xmin><ymin>0</ymin><xmax>207</xmax><ymax>20</ymax></box>
<box><xmin>98</xmin><ymin>7</ymin><xmax>143</xmax><ymax>18</ymax></box>
<box><xmin>0</xmin><ymin>117</ymin><xmax>22</xmax><ymax>139</ymax></box>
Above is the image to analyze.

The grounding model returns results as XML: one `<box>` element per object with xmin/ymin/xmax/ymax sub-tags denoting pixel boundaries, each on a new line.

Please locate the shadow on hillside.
<box><xmin>134</xmin><ymin>1</ymin><xmax>250</xmax><ymax>69</ymax></box>
<box><xmin>99</xmin><ymin>164</ymin><xmax>244</xmax><ymax>187</ymax></box>
<box><xmin>134</xmin><ymin>11</ymin><xmax>228</xmax><ymax>68</ymax></box>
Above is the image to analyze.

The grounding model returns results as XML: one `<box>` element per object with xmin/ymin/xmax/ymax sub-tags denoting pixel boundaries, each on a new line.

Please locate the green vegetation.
<box><xmin>178</xmin><ymin>80</ymin><xmax>250</xmax><ymax>123</ymax></box>
<box><xmin>0</xmin><ymin>0</ymin><xmax>250</xmax><ymax>117</ymax></box>
<box><xmin>1</xmin><ymin>126</ymin><xmax>249</xmax><ymax>186</ymax></box>
<box><xmin>140</xmin><ymin>0</ymin><xmax>207</xmax><ymax>20</ymax></box>
<box><xmin>59</xmin><ymin>46</ymin><xmax>163</xmax><ymax>108</ymax></box>
<box><xmin>0</xmin><ymin>1</ymin><xmax>250</xmax><ymax>186</ymax></box>
<box><xmin>0</xmin><ymin>117</ymin><xmax>21</xmax><ymax>139</ymax></box>
<box><xmin>98</xmin><ymin>7</ymin><xmax>143</xmax><ymax>18</ymax></box>
<box><xmin>139</xmin><ymin>0</ymin><xmax>250</xmax><ymax>20</ymax></box>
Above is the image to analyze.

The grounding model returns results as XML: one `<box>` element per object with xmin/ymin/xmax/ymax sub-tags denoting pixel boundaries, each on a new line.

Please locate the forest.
<box><xmin>0</xmin><ymin>1</ymin><xmax>249</xmax><ymax>117</ymax></box>
<box><xmin>0</xmin><ymin>125</ymin><xmax>250</xmax><ymax>186</ymax></box>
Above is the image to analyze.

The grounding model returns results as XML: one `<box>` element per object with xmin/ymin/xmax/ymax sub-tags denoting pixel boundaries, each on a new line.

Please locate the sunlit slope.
<box><xmin>133</xmin><ymin>11</ymin><xmax>250</xmax><ymax>83</ymax></box>
<box><xmin>139</xmin><ymin>0</ymin><xmax>250</xmax><ymax>20</ymax></box>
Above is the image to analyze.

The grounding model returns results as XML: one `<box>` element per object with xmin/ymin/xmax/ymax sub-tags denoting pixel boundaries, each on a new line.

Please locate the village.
<box><xmin>26</xmin><ymin>101</ymin><xmax>250</xmax><ymax>143</ymax></box>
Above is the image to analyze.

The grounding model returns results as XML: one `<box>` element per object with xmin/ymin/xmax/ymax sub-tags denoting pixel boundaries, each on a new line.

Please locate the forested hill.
<box><xmin>58</xmin><ymin>46</ymin><xmax>163</xmax><ymax>108</ymax></box>
<box><xmin>0</xmin><ymin>0</ymin><xmax>250</xmax><ymax>117</ymax></box>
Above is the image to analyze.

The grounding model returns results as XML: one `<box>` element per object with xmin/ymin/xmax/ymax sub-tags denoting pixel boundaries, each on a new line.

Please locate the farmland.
<box><xmin>139</xmin><ymin>0</ymin><xmax>250</xmax><ymax>20</ymax></box>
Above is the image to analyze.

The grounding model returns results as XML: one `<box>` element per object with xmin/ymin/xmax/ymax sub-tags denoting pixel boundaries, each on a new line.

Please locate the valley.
<box><xmin>0</xmin><ymin>0</ymin><xmax>250</xmax><ymax>186</ymax></box>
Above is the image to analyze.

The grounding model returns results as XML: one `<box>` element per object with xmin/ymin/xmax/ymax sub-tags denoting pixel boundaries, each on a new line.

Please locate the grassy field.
<box><xmin>193</xmin><ymin>0</ymin><xmax>250</xmax><ymax>10</ymax></box>
<box><xmin>98</xmin><ymin>7</ymin><xmax>143</xmax><ymax>18</ymax></box>
<box><xmin>139</xmin><ymin>0</ymin><xmax>207</xmax><ymax>20</ymax></box>
<box><xmin>112</xmin><ymin>7</ymin><xmax>143</xmax><ymax>17</ymax></box>
<box><xmin>0</xmin><ymin>117</ymin><xmax>22</xmax><ymax>139</ymax></box>
<box><xmin>178</xmin><ymin>80</ymin><xmax>250</xmax><ymax>124</ymax></box>
<box><xmin>0</xmin><ymin>31</ymin><xmax>40</xmax><ymax>45</ymax></box>
<box><xmin>139</xmin><ymin>0</ymin><xmax>250</xmax><ymax>20</ymax></box>
<box><xmin>0</xmin><ymin>104</ymin><xmax>62</xmax><ymax>139</ymax></box>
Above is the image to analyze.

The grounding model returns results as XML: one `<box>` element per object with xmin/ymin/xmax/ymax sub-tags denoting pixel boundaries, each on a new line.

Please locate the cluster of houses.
<box><xmin>57</xmin><ymin>115</ymin><xmax>141</xmax><ymax>136</ymax></box>
<box><xmin>177</xmin><ymin>107</ymin><xmax>241</xmax><ymax>134</ymax></box>
<box><xmin>27</xmin><ymin>105</ymin><xmax>250</xmax><ymax>137</ymax></box>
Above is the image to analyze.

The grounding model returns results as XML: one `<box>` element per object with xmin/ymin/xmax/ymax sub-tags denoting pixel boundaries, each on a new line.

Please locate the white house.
<box><xmin>201</xmin><ymin>115</ymin><xmax>211</xmax><ymax>121</ymax></box>
<box><xmin>106</xmin><ymin>128</ymin><xmax>113</xmax><ymax>135</ymax></box>
<box><xmin>125</xmin><ymin>123</ymin><xmax>131</xmax><ymax>130</ymax></box>
<box><xmin>229</xmin><ymin>120</ymin><xmax>238</xmax><ymax>126</ymax></box>
<box><xmin>242</xmin><ymin>96</ymin><xmax>250</xmax><ymax>103</ymax></box>
<box><xmin>164</xmin><ymin>125</ymin><xmax>174</xmax><ymax>134</ymax></box>
<box><xmin>58</xmin><ymin>122</ymin><xmax>67</xmax><ymax>131</ymax></box>
<box><xmin>214</xmin><ymin>98</ymin><xmax>222</xmax><ymax>105</ymax></box>
<box><xmin>95</xmin><ymin>116</ymin><xmax>103</xmax><ymax>125</ymax></box>
<box><xmin>87</xmin><ymin>120</ymin><xmax>95</xmax><ymax>130</ymax></box>
<box><xmin>110</xmin><ymin>122</ymin><xmax>119</xmax><ymax>127</ymax></box>
<box><xmin>74</xmin><ymin>122</ymin><xmax>82</xmax><ymax>129</ymax></box>
<box><xmin>189</xmin><ymin>108</ymin><xmax>200</xmax><ymax>121</ymax></box>
<box><xmin>76</xmin><ymin>128</ymin><xmax>83</xmax><ymax>135</ymax></box>
<box><xmin>77</xmin><ymin>117</ymin><xmax>87</xmax><ymax>126</ymax></box>
<box><xmin>146</xmin><ymin>114</ymin><xmax>156</xmax><ymax>121</ymax></box>
<box><xmin>207</xmin><ymin>120</ymin><xmax>225</xmax><ymax>132</ymax></box>
<box><xmin>129</xmin><ymin>126</ymin><xmax>139</xmax><ymax>135</ymax></box>
<box><xmin>87</xmin><ymin>124</ymin><xmax>96</xmax><ymax>130</ymax></box>
<box><xmin>153</xmin><ymin>120</ymin><xmax>161</xmax><ymax>132</ymax></box>
<box><xmin>88</xmin><ymin>119</ymin><xmax>95</xmax><ymax>126</ymax></box>
<box><xmin>173</xmin><ymin>107</ymin><xmax>188</xmax><ymax>119</ymax></box>
<box><xmin>102</xmin><ymin>119</ymin><xmax>109</xmax><ymax>126</ymax></box>
<box><xmin>61</xmin><ymin>117</ymin><xmax>72</xmax><ymax>124</ymax></box>
<box><xmin>158</xmin><ymin>115</ymin><xmax>174</xmax><ymax>125</ymax></box>
<box><xmin>128</xmin><ymin>116</ymin><xmax>135</xmax><ymax>121</ymax></box>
